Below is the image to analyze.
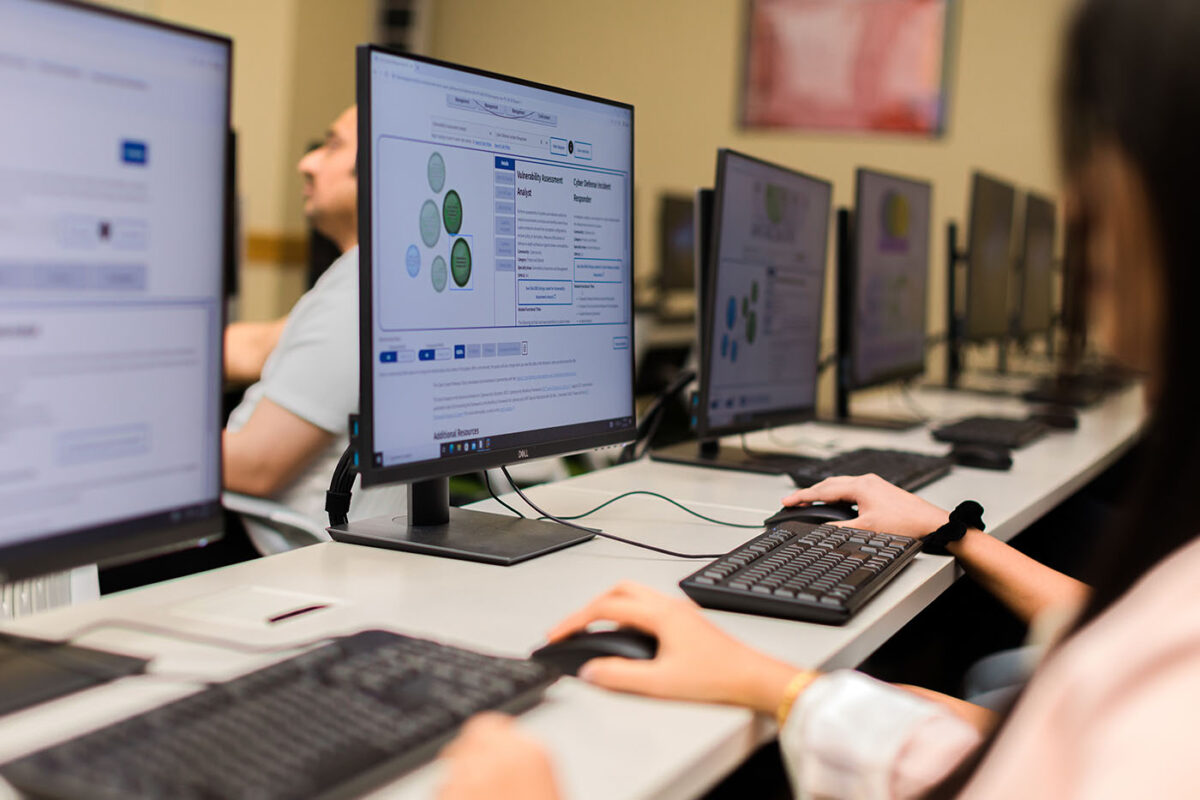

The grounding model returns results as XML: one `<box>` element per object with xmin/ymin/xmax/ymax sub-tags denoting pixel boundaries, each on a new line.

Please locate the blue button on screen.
<box><xmin>121</xmin><ymin>140</ymin><xmax>148</xmax><ymax>165</ymax></box>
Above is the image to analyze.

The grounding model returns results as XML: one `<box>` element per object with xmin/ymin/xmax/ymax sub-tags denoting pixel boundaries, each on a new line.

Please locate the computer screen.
<box><xmin>658</xmin><ymin>194</ymin><xmax>695</xmax><ymax>293</ymax></box>
<box><xmin>697</xmin><ymin>149</ymin><xmax>832</xmax><ymax>438</ymax></box>
<box><xmin>0</xmin><ymin>0</ymin><xmax>229</xmax><ymax>580</ymax></box>
<box><xmin>964</xmin><ymin>171</ymin><xmax>1017</xmax><ymax>341</ymax></box>
<box><xmin>849</xmin><ymin>168</ymin><xmax>931</xmax><ymax>389</ymax></box>
<box><xmin>1018</xmin><ymin>192</ymin><xmax>1057</xmax><ymax>336</ymax></box>
<box><xmin>358</xmin><ymin>47</ymin><xmax>636</xmax><ymax>487</ymax></box>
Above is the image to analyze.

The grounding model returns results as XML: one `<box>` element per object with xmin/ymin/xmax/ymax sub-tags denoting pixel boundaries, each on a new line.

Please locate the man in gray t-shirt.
<box><xmin>224</xmin><ymin>106</ymin><xmax>405</xmax><ymax>552</ymax></box>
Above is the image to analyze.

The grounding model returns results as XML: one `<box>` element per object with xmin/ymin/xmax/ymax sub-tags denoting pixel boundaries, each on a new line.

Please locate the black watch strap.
<box><xmin>922</xmin><ymin>501</ymin><xmax>985</xmax><ymax>555</ymax></box>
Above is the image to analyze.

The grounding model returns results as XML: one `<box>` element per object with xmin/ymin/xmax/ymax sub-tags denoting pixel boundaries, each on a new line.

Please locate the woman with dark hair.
<box><xmin>437</xmin><ymin>0</ymin><xmax>1200</xmax><ymax>796</ymax></box>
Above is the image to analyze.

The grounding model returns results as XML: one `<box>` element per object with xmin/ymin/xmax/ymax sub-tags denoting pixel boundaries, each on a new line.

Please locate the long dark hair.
<box><xmin>928</xmin><ymin>0</ymin><xmax>1200</xmax><ymax>795</ymax></box>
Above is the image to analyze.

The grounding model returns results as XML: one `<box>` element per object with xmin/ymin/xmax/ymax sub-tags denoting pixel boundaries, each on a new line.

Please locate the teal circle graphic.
<box><xmin>419</xmin><ymin>200</ymin><xmax>440</xmax><ymax>247</ymax></box>
<box><xmin>451</xmin><ymin>238</ymin><xmax>472</xmax><ymax>287</ymax></box>
<box><xmin>431</xmin><ymin>255</ymin><xmax>448</xmax><ymax>292</ymax></box>
<box><xmin>427</xmin><ymin>152</ymin><xmax>446</xmax><ymax>193</ymax></box>
<box><xmin>405</xmin><ymin>244</ymin><xmax>420</xmax><ymax>278</ymax></box>
<box><xmin>443</xmin><ymin>190</ymin><xmax>463</xmax><ymax>235</ymax></box>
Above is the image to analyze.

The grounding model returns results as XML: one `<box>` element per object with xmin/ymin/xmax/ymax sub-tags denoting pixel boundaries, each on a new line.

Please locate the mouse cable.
<box><xmin>528</xmin><ymin>489</ymin><xmax>762</xmax><ymax>530</ymax></box>
<box><xmin>499</xmin><ymin>466</ymin><xmax>726</xmax><ymax>559</ymax></box>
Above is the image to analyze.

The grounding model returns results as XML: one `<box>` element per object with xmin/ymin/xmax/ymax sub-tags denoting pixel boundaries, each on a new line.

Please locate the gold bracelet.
<box><xmin>776</xmin><ymin>670</ymin><xmax>819</xmax><ymax>728</ymax></box>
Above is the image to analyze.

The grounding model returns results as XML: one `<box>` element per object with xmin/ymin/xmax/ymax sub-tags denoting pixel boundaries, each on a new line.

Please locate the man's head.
<box><xmin>298</xmin><ymin>105</ymin><xmax>357</xmax><ymax>252</ymax></box>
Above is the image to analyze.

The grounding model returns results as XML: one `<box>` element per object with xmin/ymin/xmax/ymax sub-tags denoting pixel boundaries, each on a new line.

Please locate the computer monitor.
<box><xmin>0</xmin><ymin>0</ymin><xmax>230</xmax><ymax>582</ymax></box>
<box><xmin>963</xmin><ymin>171</ymin><xmax>1017</xmax><ymax>342</ymax></box>
<box><xmin>1017</xmin><ymin>192</ymin><xmax>1057</xmax><ymax>337</ymax></box>
<box><xmin>651</xmin><ymin>149</ymin><xmax>832</xmax><ymax>472</ymax></box>
<box><xmin>847</xmin><ymin>168</ymin><xmax>932</xmax><ymax>390</ymax></box>
<box><xmin>656</xmin><ymin>194</ymin><xmax>695</xmax><ymax>319</ymax></box>
<box><xmin>330</xmin><ymin>46</ymin><xmax>635</xmax><ymax>565</ymax></box>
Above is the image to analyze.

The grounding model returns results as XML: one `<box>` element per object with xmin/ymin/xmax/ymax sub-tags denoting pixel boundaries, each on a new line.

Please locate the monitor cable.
<box><xmin>617</xmin><ymin>368</ymin><xmax>696</xmax><ymax>464</ymax></box>
<box><xmin>326</xmin><ymin>443</ymin><xmax>358</xmax><ymax>527</ymax></box>
<box><xmin>499</xmin><ymin>466</ymin><xmax>726</xmax><ymax>559</ymax></box>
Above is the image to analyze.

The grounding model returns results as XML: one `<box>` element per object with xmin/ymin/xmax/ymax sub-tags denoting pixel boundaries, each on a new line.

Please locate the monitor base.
<box><xmin>814</xmin><ymin>414</ymin><xmax>923</xmax><ymax>431</ymax></box>
<box><xmin>648</xmin><ymin>440</ymin><xmax>819</xmax><ymax>475</ymax></box>
<box><xmin>327</xmin><ymin>507</ymin><xmax>594</xmax><ymax>566</ymax></box>
<box><xmin>0</xmin><ymin>633</ymin><xmax>147</xmax><ymax>718</ymax></box>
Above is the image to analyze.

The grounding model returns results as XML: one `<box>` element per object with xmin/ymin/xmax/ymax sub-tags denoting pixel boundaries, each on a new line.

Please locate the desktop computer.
<box><xmin>1015</xmin><ymin>191</ymin><xmax>1057</xmax><ymax>342</ymax></box>
<box><xmin>327</xmin><ymin>46</ymin><xmax>637</xmax><ymax>565</ymax></box>
<box><xmin>0</xmin><ymin>0</ymin><xmax>230</xmax><ymax>709</ymax></box>
<box><xmin>827</xmin><ymin>167</ymin><xmax>933</xmax><ymax>430</ymax></box>
<box><xmin>656</xmin><ymin>193</ymin><xmax>696</xmax><ymax>320</ymax></box>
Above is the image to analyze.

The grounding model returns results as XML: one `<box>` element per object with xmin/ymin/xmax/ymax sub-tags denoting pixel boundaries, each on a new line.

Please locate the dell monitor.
<box><xmin>963</xmin><ymin>172</ymin><xmax>1017</xmax><ymax>342</ymax></box>
<box><xmin>0</xmin><ymin>0</ymin><xmax>230</xmax><ymax>582</ymax></box>
<box><xmin>651</xmin><ymin>149</ymin><xmax>832</xmax><ymax>472</ymax></box>
<box><xmin>1017</xmin><ymin>192</ymin><xmax>1057</xmax><ymax>338</ymax></box>
<box><xmin>656</xmin><ymin>194</ymin><xmax>695</xmax><ymax>320</ymax></box>
<box><xmin>329</xmin><ymin>46</ymin><xmax>636</xmax><ymax>565</ymax></box>
<box><xmin>829</xmin><ymin>168</ymin><xmax>932</xmax><ymax>428</ymax></box>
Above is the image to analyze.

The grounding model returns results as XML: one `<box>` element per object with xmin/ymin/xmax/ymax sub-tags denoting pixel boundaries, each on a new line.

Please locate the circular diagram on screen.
<box><xmin>443</xmin><ymin>190</ymin><xmax>463</xmax><ymax>235</ymax></box>
<box><xmin>451</xmin><ymin>238</ymin><xmax>472</xmax><ymax>287</ymax></box>
<box><xmin>420</xmin><ymin>200</ymin><xmax>440</xmax><ymax>247</ymax></box>
<box><xmin>427</xmin><ymin>152</ymin><xmax>446</xmax><ymax>193</ymax></box>
<box><xmin>726</xmin><ymin>297</ymin><xmax>737</xmax><ymax>330</ymax></box>
<box><xmin>431</xmin><ymin>255</ymin><xmax>448</xmax><ymax>292</ymax></box>
<box><xmin>406</xmin><ymin>244</ymin><xmax>420</xmax><ymax>278</ymax></box>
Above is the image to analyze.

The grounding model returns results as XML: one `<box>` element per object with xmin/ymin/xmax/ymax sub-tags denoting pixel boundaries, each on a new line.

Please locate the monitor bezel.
<box><xmin>847</xmin><ymin>166</ymin><xmax>933</xmax><ymax>391</ymax></box>
<box><xmin>963</xmin><ymin>170</ymin><xmax>1017</xmax><ymax>343</ymax></box>
<box><xmin>694</xmin><ymin>148</ymin><xmax>833</xmax><ymax>440</ymax></box>
<box><xmin>1017</xmin><ymin>191</ymin><xmax>1057</xmax><ymax>336</ymax></box>
<box><xmin>356</xmin><ymin>44</ymin><xmax>637</xmax><ymax>489</ymax></box>
<box><xmin>0</xmin><ymin>0</ymin><xmax>231</xmax><ymax>580</ymax></box>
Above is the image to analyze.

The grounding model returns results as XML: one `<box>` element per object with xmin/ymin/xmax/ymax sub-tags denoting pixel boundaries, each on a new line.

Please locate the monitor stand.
<box><xmin>814</xmin><ymin>412</ymin><xmax>923</xmax><ymax>431</ymax></box>
<box><xmin>0</xmin><ymin>632</ymin><xmax>147</xmax><ymax>718</ymax></box>
<box><xmin>327</xmin><ymin>477</ymin><xmax>593</xmax><ymax>566</ymax></box>
<box><xmin>649</xmin><ymin>438</ymin><xmax>820</xmax><ymax>475</ymax></box>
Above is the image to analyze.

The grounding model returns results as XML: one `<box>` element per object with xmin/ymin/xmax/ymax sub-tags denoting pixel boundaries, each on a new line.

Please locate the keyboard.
<box><xmin>680</xmin><ymin>521</ymin><xmax>921</xmax><ymax>624</ymax></box>
<box><xmin>0</xmin><ymin>629</ymin><xmax>557</xmax><ymax>800</ymax></box>
<box><xmin>1</xmin><ymin>572</ymin><xmax>73</xmax><ymax>619</ymax></box>
<box><xmin>932</xmin><ymin>416</ymin><xmax>1049</xmax><ymax>448</ymax></box>
<box><xmin>787</xmin><ymin>448</ymin><xmax>952</xmax><ymax>491</ymax></box>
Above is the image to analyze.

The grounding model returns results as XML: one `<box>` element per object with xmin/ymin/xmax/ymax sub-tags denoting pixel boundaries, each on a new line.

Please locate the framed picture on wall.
<box><xmin>741</xmin><ymin>0</ymin><xmax>955</xmax><ymax>135</ymax></box>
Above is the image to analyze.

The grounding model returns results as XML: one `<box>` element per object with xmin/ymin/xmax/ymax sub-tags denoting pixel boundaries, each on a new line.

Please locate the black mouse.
<box><xmin>764</xmin><ymin>501</ymin><xmax>858</xmax><ymax>526</ymax></box>
<box><xmin>950</xmin><ymin>442</ymin><xmax>1013</xmax><ymax>470</ymax></box>
<box><xmin>1027</xmin><ymin>406</ymin><xmax>1079</xmax><ymax>430</ymax></box>
<box><xmin>529</xmin><ymin>628</ymin><xmax>658</xmax><ymax>676</ymax></box>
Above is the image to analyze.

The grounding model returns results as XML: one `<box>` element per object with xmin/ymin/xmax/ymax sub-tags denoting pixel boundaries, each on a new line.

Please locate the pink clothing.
<box><xmin>782</xmin><ymin>536</ymin><xmax>1200</xmax><ymax>798</ymax></box>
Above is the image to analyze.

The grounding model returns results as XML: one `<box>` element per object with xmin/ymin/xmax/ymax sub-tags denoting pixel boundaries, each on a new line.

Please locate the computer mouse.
<box><xmin>950</xmin><ymin>442</ymin><xmax>1013</xmax><ymax>471</ymax></box>
<box><xmin>1027</xmin><ymin>406</ymin><xmax>1079</xmax><ymax>430</ymax></box>
<box><xmin>529</xmin><ymin>628</ymin><xmax>658</xmax><ymax>676</ymax></box>
<box><xmin>763</xmin><ymin>501</ymin><xmax>858</xmax><ymax>526</ymax></box>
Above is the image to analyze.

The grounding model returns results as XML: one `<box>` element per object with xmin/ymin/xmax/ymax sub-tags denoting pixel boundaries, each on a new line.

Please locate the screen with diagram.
<box><xmin>368</xmin><ymin>51</ymin><xmax>635</xmax><ymax>470</ymax></box>
<box><xmin>851</xmin><ymin>169</ymin><xmax>931</xmax><ymax>387</ymax></box>
<box><xmin>703</xmin><ymin>151</ymin><xmax>831</xmax><ymax>433</ymax></box>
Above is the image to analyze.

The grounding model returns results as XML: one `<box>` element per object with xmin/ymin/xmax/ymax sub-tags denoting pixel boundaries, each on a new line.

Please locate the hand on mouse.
<box><xmin>437</xmin><ymin>713</ymin><xmax>559</xmax><ymax>800</ymax></box>
<box><xmin>546</xmin><ymin>582</ymin><xmax>811</xmax><ymax>713</ymax></box>
<box><xmin>781</xmin><ymin>473</ymin><xmax>949</xmax><ymax>539</ymax></box>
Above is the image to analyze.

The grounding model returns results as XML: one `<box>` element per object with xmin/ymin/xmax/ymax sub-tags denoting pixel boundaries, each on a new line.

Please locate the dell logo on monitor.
<box><xmin>517</xmin><ymin>449</ymin><xmax>529</xmax><ymax>459</ymax></box>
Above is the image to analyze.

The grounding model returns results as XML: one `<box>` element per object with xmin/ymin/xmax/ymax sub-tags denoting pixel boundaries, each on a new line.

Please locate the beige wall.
<box><xmin>428</xmin><ymin>0</ymin><xmax>1075</xmax><ymax>383</ymax></box>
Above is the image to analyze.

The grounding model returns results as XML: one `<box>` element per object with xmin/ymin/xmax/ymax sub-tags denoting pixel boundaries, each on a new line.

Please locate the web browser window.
<box><xmin>852</xmin><ymin>169</ymin><xmax>931</xmax><ymax>387</ymax></box>
<box><xmin>0</xmin><ymin>0</ymin><xmax>226</xmax><ymax>548</ymax></box>
<box><xmin>367</xmin><ymin>51</ymin><xmax>634</xmax><ymax>469</ymax></box>
<box><xmin>703</xmin><ymin>151</ymin><xmax>831</xmax><ymax>432</ymax></box>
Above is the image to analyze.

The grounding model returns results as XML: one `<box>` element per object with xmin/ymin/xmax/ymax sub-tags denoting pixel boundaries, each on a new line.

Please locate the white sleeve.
<box><xmin>779</xmin><ymin>670</ymin><xmax>981</xmax><ymax>800</ymax></box>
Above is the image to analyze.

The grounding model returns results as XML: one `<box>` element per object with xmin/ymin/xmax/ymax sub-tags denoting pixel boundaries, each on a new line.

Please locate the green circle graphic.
<box><xmin>751</xmin><ymin>280</ymin><xmax>759</xmax><ymax>303</ymax></box>
<box><xmin>746</xmin><ymin>311</ymin><xmax>758</xmax><ymax>344</ymax></box>
<box><xmin>742</xmin><ymin>296</ymin><xmax>749</xmax><ymax>317</ymax></box>
<box><xmin>431</xmin><ymin>255</ymin><xmax>448</xmax><ymax>293</ymax></box>
<box><xmin>419</xmin><ymin>200</ymin><xmax>440</xmax><ymax>247</ymax></box>
<box><xmin>427</xmin><ymin>152</ymin><xmax>446</xmax><ymax>193</ymax></box>
<box><xmin>443</xmin><ymin>190</ymin><xmax>463</xmax><ymax>234</ymax></box>
<box><xmin>450</xmin><ymin>238</ymin><xmax>472</xmax><ymax>287</ymax></box>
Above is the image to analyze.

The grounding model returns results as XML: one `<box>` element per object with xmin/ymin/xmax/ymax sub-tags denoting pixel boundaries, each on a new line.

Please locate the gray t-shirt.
<box><xmin>227</xmin><ymin>246</ymin><xmax>406</xmax><ymax>553</ymax></box>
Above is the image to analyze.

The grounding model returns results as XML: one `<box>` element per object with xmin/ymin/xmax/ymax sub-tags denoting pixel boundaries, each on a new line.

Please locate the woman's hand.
<box><xmin>546</xmin><ymin>582</ymin><xmax>807</xmax><ymax>713</ymax></box>
<box><xmin>437</xmin><ymin>713</ymin><xmax>560</xmax><ymax>800</ymax></box>
<box><xmin>782</xmin><ymin>473</ymin><xmax>949</xmax><ymax>539</ymax></box>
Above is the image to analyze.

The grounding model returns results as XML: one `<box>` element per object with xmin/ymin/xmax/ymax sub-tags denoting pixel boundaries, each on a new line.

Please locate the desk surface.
<box><xmin>0</xmin><ymin>384</ymin><xmax>1146</xmax><ymax>800</ymax></box>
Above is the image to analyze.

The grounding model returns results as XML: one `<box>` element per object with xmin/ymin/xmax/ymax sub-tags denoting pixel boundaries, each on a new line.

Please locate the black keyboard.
<box><xmin>680</xmin><ymin>521</ymin><xmax>921</xmax><ymax>624</ymax></box>
<box><xmin>788</xmin><ymin>448</ymin><xmax>952</xmax><ymax>491</ymax></box>
<box><xmin>932</xmin><ymin>416</ymin><xmax>1049</xmax><ymax>448</ymax></box>
<box><xmin>0</xmin><ymin>630</ymin><xmax>556</xmax><ymax>800</ymax></box>
<box><xmin>1023</xmin><ymin>380</ymin><xmax>1106</xmax><ymax>407</ymax></box>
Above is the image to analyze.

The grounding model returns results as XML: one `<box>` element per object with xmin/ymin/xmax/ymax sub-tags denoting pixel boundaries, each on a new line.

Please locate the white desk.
<box><xmin>0</xmin><ymin>384</ymin><xmax>1146</xmax><ymax>800</ymax></box>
